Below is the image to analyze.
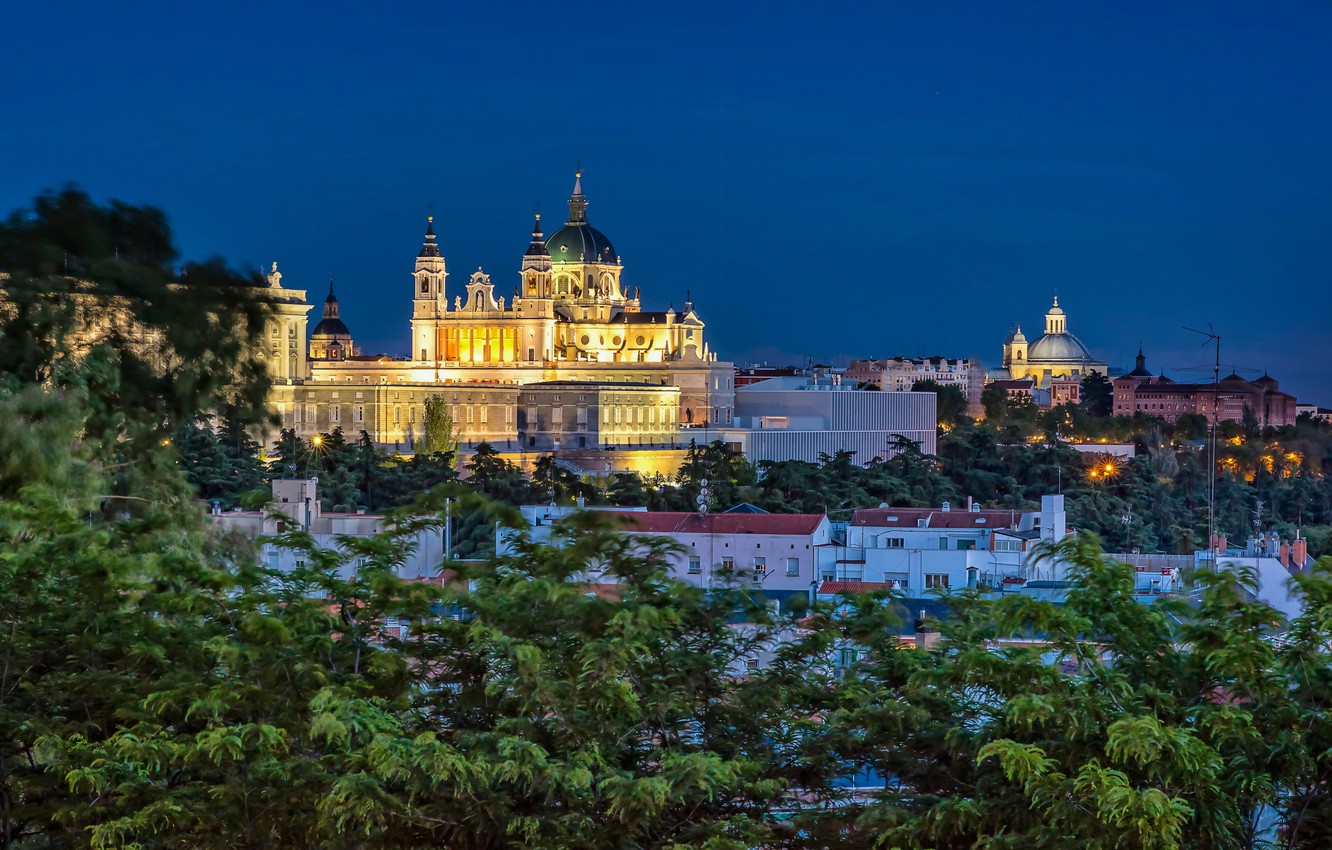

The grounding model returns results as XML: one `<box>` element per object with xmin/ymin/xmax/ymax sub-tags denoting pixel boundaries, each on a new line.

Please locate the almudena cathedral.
<box><xmin>257</xmin><ymin>173</ymin><xmax>738</xmax><ymax>472</ymax></box>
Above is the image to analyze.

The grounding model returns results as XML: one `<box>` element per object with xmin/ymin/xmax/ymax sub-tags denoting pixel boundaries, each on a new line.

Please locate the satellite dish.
<box><xmin>700</xmin><ymin>478</ymin><xmax>709</xmax><ymax>487</ymax></box>
<box><xmin>698</xmin><ymin>504</ymin><xmax>708</xmax><ymax>515</ymax></box>
<box><xmin>696</xmin><ymin>494</ymin><xmax>707</xmax><ymax>505</ymax></box>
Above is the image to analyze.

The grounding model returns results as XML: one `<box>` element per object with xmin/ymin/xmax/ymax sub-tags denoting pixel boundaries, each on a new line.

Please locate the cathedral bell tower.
<box><xmin>520</xmin><ymin>212</ymin><xmax>552</xmax><ymax>298</ymax></box>
<box><xmin>411</xmin><ymin>214</ymin><xmax>448</xmax><ymax>362</ymax></box>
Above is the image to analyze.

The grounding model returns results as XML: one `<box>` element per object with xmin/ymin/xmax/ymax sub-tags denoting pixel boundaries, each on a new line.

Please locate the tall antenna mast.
<box><xmin>1184</xmin><ymin>325</ymin><xmax>1221</xmax><ymax>567</ymax></box>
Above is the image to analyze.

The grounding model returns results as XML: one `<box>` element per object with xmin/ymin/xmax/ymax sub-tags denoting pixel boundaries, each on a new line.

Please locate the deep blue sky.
<box><xmin>5</xmin><ymin>1</ymin><xmax>1331</xmax><ymax>401</ymax></box>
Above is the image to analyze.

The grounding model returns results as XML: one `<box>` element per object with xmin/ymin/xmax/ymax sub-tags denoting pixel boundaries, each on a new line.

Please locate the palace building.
<box><xmin>991</xmin><ymin>296</ymin><xmax>1107</xmax><ymax>388</ymax></box>
<box><xmin>264</xmin><ymin>173</ymin><xmax>735</xmax><ymax>456</ymax></box>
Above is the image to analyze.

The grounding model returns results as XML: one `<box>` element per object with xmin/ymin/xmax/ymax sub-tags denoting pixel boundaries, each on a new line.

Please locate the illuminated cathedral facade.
<box><xmin>266</xmin><ymin>174</ymin><xmax>735</xmax><ymax>455</ymax></box>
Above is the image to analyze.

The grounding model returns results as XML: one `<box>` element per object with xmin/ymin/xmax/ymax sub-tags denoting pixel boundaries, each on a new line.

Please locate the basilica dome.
<box><xmin>546</xmin><ymin>223</ymin><xmax>618</xmax><ymax>265</ymax></box>
<box><xmin>1028</xmin><ymin>331</ymin><xmax>1092</xmax><ymax>363</ymax></box>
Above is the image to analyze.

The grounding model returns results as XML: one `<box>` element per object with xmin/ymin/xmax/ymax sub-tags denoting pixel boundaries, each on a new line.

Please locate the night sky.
<box><xmin>5</xmin><ymin>1</ymin><xmax>1331</xmax><ymax>401</ymax></box>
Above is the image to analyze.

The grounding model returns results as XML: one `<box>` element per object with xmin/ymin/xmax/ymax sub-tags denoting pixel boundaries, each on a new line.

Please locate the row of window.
<box><xmin>686</xmin><ymin>556</ymin><xmax>801</xmax><ymax>578</ymax></box>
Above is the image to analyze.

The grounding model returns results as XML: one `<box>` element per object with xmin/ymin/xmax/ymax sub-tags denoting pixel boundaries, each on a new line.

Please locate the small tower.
<box><xmin>411</xmin><ymin>213</ymin><xmax>448</xmax><ymax>362</ymax></box>
<box><xmin>520</xmin><ymin>212</ymin><xmax>552</xmax><ymax>298</ymax></box>
<box><xmin>1003</xmin><ymin>323</ymin><xmax>1028</xmax><ymax>369</ymax></box>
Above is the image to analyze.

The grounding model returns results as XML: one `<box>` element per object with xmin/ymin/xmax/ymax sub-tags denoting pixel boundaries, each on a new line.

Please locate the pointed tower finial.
<box><xmin>328</xmin><ymin>276</ymin><xmax>335</xmax><ymax>298</ymax></box>
<box><xmin>567</xmin><ymin>166</ymin><xmax>589</xmax><ymax>224</ymax></box>
<box><xmin>418</xmin><ymin>208</ymin><xmax>441</xmax><ymax>258</ymax></box>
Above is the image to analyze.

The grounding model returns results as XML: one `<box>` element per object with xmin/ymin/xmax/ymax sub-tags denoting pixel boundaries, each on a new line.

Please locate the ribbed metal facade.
<box><xmin>725</xmin><ymin>389</ymin><xmax>937</xmax><ymax>466</ymax></box>
<box><xmin>743</xmin><ymin>427</ymin><xmax>937</xmax><ymax>466</ymax></box>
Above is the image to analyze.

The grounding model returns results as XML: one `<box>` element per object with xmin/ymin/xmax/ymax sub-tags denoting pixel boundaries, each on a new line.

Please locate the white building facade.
<box><xmin>820</xmin><ymin>495</ymin><xmax>1070</xmax><ymax>595</ymax></box>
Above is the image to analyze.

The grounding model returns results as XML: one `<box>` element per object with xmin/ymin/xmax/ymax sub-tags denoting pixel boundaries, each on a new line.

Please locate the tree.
<box><xmin>982</xmin><ymin>382</ymin><xmax>1010</xmax><ymax>422</ymax></box>
<box><xmin>912</xmin><ymin>378</ymin><xmax>968</xmax><ymax>427</ymax></box>
<box><xmin>420</xmin><ymin>395</ymin><xmax>458</xmax><ymax>461</ymax></box>
<box><xmin>1080</xmin><ymin>370</ymin><xmax>1114</xmax><ymax>417</ymax></box>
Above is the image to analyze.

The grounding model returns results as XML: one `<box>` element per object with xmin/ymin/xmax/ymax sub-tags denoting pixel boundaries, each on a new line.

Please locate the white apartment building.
<box><xmin>511</xmin><ymin>504</ymin><xmax>831</xmax><ymax>605</ymax></box>
<box><xmin>819</xmin><ymin>495</ymin><xmax>1070</xmax><ymax>595</ymax></box>
<box><xmin>845</xmin><ymin>356</ymin><xmax>982</xmax><ymax>412</ymax></box>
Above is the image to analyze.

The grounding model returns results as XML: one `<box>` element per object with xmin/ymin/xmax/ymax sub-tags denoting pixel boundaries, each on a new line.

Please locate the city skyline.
<box><xmin>5</xmin><ymin>1</ymin><xmax>1330</xmax><ymax>401</ymax></box>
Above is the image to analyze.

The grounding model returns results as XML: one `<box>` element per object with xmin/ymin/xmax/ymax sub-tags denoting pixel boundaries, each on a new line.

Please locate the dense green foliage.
<box><xmin>9</xmin><ymin>190</ymin><xmax>1332</xmax><ymax>849</ymax></box>
<box><xmin>10</xmin><ymin>377</ymin><xmax>1332</xmax><ymax>848</ymax></box>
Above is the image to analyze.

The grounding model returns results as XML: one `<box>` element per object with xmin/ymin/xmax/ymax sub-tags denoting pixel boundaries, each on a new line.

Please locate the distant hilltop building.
<box><xmin>259</xmin><ymin>172</ymin><xmax>737</xmax><ymax>457</ymax></box>
<box><xmin>1111</xmin><ymin>348</ymin><xmax>1297</xmax><ymax>427</ymax></box>
<box><xmin>844</xmin><ymin>356</ymin><xmax>982</xmax><ymax>413</ymax></box>
<box><xmin>990</xmin><ymin>296</ymin><xmax>1107</xmax><ymax>388</ymax></box>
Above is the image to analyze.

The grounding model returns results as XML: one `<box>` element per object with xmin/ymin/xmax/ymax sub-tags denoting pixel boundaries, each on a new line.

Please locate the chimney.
<box><xmin>1280</xmin><ymin>542</ymin><xmax>1291</xmax><ymax>568</ymax></box>
<box><xmin>942</xmin><ymin>500</ymin><xmax>951</xmax><ymax>512</ymax></box>
<box><xmin>1293</xmin><ymin>538</ymin><xmax>1309</xmax><ymax>570</ymax></box>
<box><xmin>1040</xmin><ymin>494</ymin><xmax>1066</xmax><ymax>543</ymax></box>
<box><xmin>1210</xmin><ymin>533</ymin><xmax>1227</xmax><ymax>553</ymax></box>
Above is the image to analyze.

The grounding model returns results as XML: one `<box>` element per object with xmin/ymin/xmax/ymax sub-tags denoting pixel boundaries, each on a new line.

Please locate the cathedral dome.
<box><xmin>312</xmin><ymin>315</ymin><xmax>351</xmax><ymax>337</ymax></box>
<box><xmin>312</xmin><ymin>284</ymin><xmax>351</xmax><ymax>338</ymax></box>
<box><xmin>546</xmin><ymin>171</ymin><xmax>620</xmax><ymax>265</ymax></box>
<box><xmin>546</xmin><ymin>223</ymin><xmax>618</xmax><ymax>265</ymax></box>
<box><xmin>1027</xmin><ymin>332</ymin><xmax>1092</xmax><ymax>363</ymax></box>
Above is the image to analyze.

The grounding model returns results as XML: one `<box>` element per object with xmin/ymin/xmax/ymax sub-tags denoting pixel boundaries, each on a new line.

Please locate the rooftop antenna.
<box><xmin>1184</xmin><ymin>324</ymin><xmax>1221</xmax><ymax>567</ymax></box>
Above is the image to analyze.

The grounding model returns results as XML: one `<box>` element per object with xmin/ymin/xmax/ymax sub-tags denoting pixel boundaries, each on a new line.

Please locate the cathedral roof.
<box><xmin>1027</xmin><ymin>331</ymin><xmax>1093</xmax><ymax>363</ymax></box>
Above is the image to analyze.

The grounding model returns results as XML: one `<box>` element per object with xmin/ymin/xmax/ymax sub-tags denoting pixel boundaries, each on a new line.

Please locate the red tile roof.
<box><xmin>851</xmin><ymin>507</ymin><xmax>1021</xmax><ymax>529</ymax></box>
<box><xmin>601</xmin><ymin>511</ymin><xmax>826</xmax><ymax>536</ymax></box>
<box><xmin>817</xmin><ymin>581</ymin><xmax>896</xmax><ymax>594</ymax></box>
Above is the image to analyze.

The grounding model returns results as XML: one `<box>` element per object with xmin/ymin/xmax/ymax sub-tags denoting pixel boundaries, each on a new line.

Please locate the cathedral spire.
<box><xmin>418</xmin><ymin>213</ymin><xmax>441</xmax><ymax>258</ymax></box>
<box><xmin>567</xmin><ymin>169</ymin><xmax>588</xmax><ymax>225</ymax></box>
<box><xmin>525</xmin><ymin>211</ymin><xmax>550</xmax><ymax>258</ymax></box>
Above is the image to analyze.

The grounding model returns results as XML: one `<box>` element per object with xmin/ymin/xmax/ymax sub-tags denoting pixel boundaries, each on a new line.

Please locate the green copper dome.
<box><xmin>546</xmin><ymin>223</ymin><xmax>618</xmax><ymax>265</ymax></box>
<box><xmin>546</xmin><ymin>171</ymin><xmax>620</xmax><ymax>265</ymax></box>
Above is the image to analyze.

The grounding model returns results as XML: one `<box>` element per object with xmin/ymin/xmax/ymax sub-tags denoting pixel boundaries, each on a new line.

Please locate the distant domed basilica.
<box><xmin>991</xmin><ymin>296</ymin><xmax>1107</xmax><ymax>387</ymax></box>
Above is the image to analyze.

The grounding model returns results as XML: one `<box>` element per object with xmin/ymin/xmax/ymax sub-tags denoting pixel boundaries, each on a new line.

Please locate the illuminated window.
<box><xmin>925</xmin><ymin>573</ymin><xmax>950</xmax><ymax>589</ymax></box>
